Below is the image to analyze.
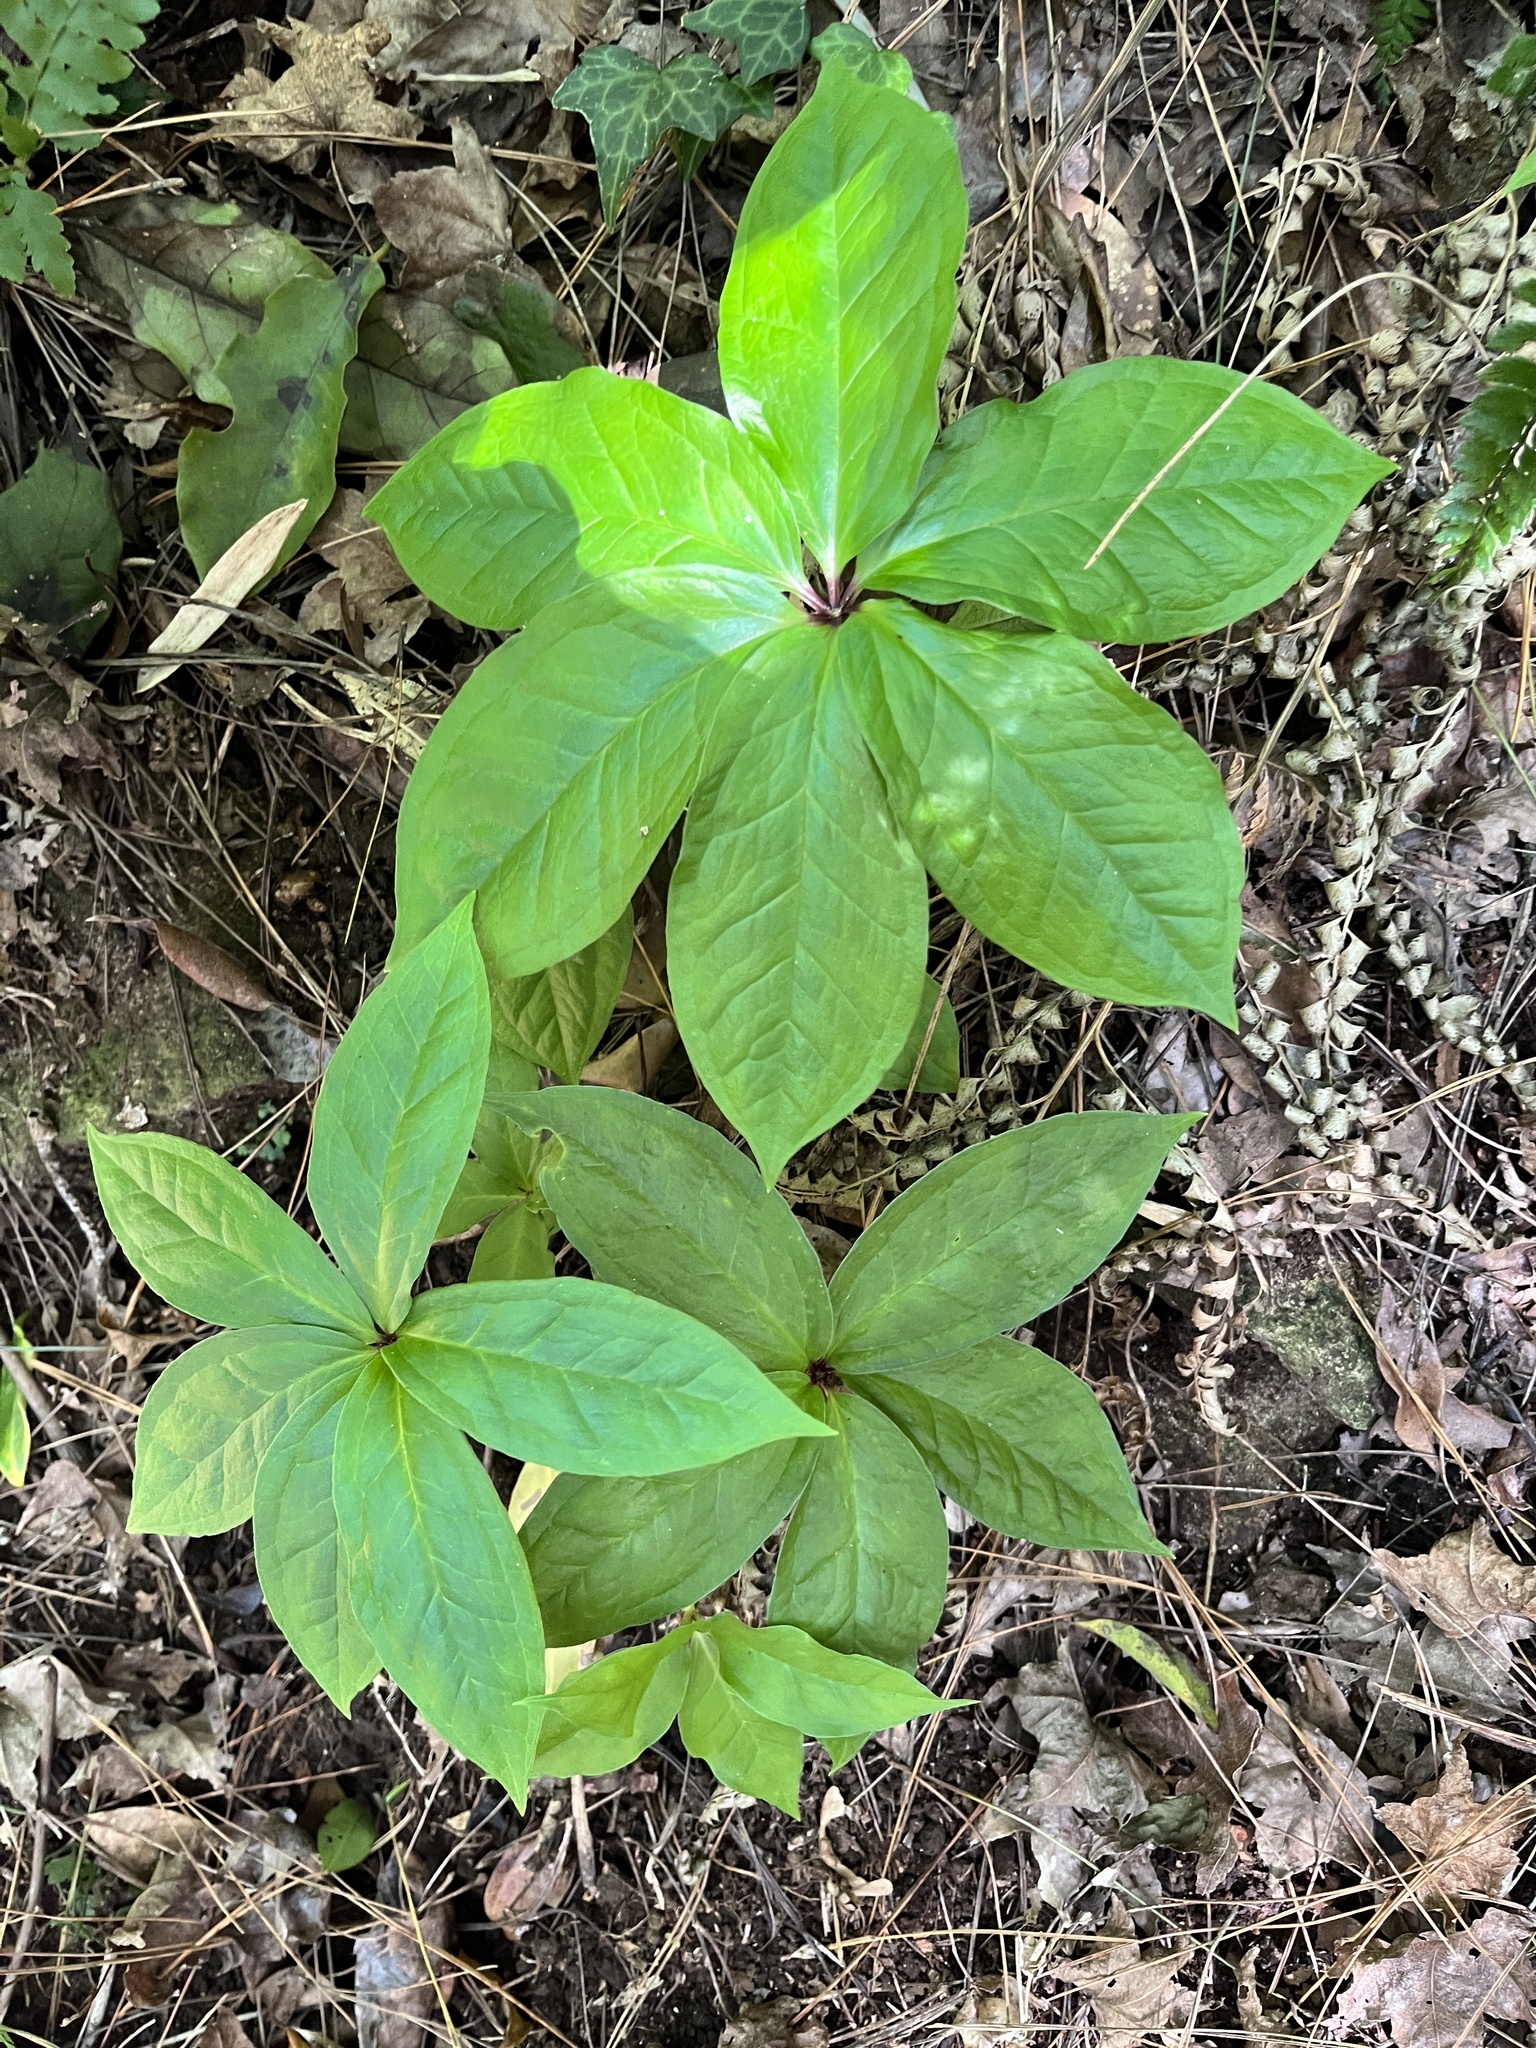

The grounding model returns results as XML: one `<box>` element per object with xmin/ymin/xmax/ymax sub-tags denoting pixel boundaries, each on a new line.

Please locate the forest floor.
<box><xmin>5</xmin><ymin>0</ymin><xmax>1536</xmax><ymax>2044</ymax></box>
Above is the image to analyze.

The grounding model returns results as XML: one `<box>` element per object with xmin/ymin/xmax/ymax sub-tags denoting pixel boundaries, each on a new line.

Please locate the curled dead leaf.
<box><xmin>483</xmin><ymin>1811</ymin><xmax>573</xmax><ymax>1934</ymax></box>
<box><xmin>1380</xmin><ymin>1744</ymin><xmax>1536</xmax><ymax>1905</ymax></box>
<box><xmin>1334</xmin><ymin>1907</ymin><xmax>1536</xmax><ymax>2048</ymax></box>
<box><xmin>153</xmin><ymin>921</ymin><xmax>272</xmax><ymax>1011</ymax></box>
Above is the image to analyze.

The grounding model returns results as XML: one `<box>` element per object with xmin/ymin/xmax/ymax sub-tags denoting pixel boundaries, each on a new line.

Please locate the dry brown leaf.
<box><xmin>1119</xmin><ymin>1670</ymin><xmax>1259</xmax><ymax>1893</ymax></box>
<box><xmin>225</xmin><ymin>22</ymin><xmax>419</xmax><ymax>173</ymax></box>
<box><xmin>1236</xmin><ymin>1709</ymin><xmax>1374</xmax><ymax>1878</ymax></box>
<box><xmin>123</xmin><ymin>1870</ymin><xmax>219</xmax><ymax>2008</ymax></box>
<box><xmin>386</xmin><ymin>0</ymin><xmax>605</xmax><ymax>95</ymax></box>
<box><xmin>1375</xmin><ymin>1521</ymin><xmax>1536</xmax><ymax>1645</ymax></box>
<box><xmin>138</xmin><ymin>500</ymin><xmax>308</xmax><ymax>690</ymax></box>
<box><xmin>196</xmin><ymin>2013</ymin><xmax>256</xmax><ymax>2048</ymax></box>
<box><xmin>720</xmin><ymin>1997</ymin><xmax>830</xmax><ymax>2048</ymax></box>
<box><xmin>154</xmin><ymin>920</ymin><xmax>272</xmax><ymax>1011</ymax></box>
<box><xmin>298</xmin><ymin>488</ymin><xmax>426</xmax><ymax>665</ymax></box>
<box><xmin>483</xmin><ymin>1812</ymin><xmax>573</xmax><ymax>1933</ymax></box>
<box><xmin>1380</xmin><ymin>1745</ymin><xmax>1536</xmax><ymax>1904</ymax></box>
<box><xmin>1375</xmin><ymin>1284</ymin><xmax>1512</xmax><ymax>1458</ymax></box>
<box><xmin>581</xmin><ymin>1016</ymin><xmax>679</xmax><ymax>1092</ymax></box>
<box><xmin>372</xmin><ymin>123</ymin><xmax>511</xmax><ymax>300</ymax></box>
<box><xmin>355</xmin><ymin>1900</ymin><xmax>453</xmax><ymax>2048</ymax></box>
<box><xmin>103</xmin><ymin>1641</ymin><xmax>210</xmax><ymax>1704</ymax></box>
<box><xmin>0</xmin><ymin>1651</ymin><xmax>124</xmax><ymax>1804</ymax></box>
<box><xmin>1334</xmin><ymin>1908</ymin><xmax>1536</xmax><ymax>2048</ymax></box>
<box><xmin>1054</xmin><ymin>1940</ymin><xmax>1195</xmax><ymax>2048</ymax></box>
<box><xmin>85</xmin><ymin>1806</ymin><xmax>215</xmax><ymax>1885</ymax></box>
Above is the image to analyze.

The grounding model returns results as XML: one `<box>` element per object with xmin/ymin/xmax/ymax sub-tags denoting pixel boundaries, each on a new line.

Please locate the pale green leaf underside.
<box><xmin>679</xmin><ymin>1632</ymin><xmax>806</xmax><ymax>1813</ymax></box>
<box><xmin>335</xmin><ymin>1364</ymin><xmax>545</xmax><ymax>1801</ymax></box>
<box><xmin>858</xmin><ymin>361</ymin><xmax>1392</xmax><ymax>643</ymax></box>
<box><xmin>308</xmin><ymin>897</ymin><xmax>489</xmax><ymax>1330</ymax></box>
<box><xmin>845</xmin><ymin>601</ymin><xmax>1242</xmax><ymax>1023</ymax></box>
<box><xmin>830</xmin><ymin>1109</ymin><xmax>1193</xmax><ymax>1371</ymax></box>
<box><xmin>387</xmin><ymin>1277</ymin><xmax>827</xmax><ymax>1475</ymax></box>
<box><xmin>769</xmin><ymin>1390</ymin><xmax>949</xmax><ymax>1665</ymax></box>
<box><xmin>131</xmin><ymin>1326</ymin><xmax>365</xmax><ymax>1536</ymax></box>
<box><xmin>253</xmin><ymin>1373</ymin><xmax>379</xmax><ymax>1712</ymax></box>
<box><xmin>718</xmin><ymin>57</ymin><xmax>967</xmax><ymax>572</ymax></box>
<box><xmin>509</xmin><ymin>1084</ymin><xmax>833</xmax><ymax>1370</ymax></box>
<box><xmin>534</xmin><ymin>1634</ymin><xmax>689</xmax><ymax>1777</ymax></box>
<box><xmin>707</xmin><ymin>1610</ymin><xmax>942</xmax><ymax>1735</ymax></box>
<box><xmin>391</xmin><ymin>573</ymin><xmax>796</xmax><ymax>977</ymax></box>
<box><xmin>485</xmin><ymin>908</ymin><xmax>632</xmax><ymax>1083</ymax></box>
<box><xmin>370</xmin><ymin>369</ymin><xmax>803</xmax><ymax>632</ymax></box>
<box><xmin>88</xmin><ymin>1127</ymin><xmax>370</xmax><ymax>1337</ymax></box>
<box><xmin>669</xmin><ymin>625</ymin><xmax>929</xmax><ymax>1184</ymax></box>
<box><xmin>849</xmin><ymin>1338</ymin><xmax>1161</xmax><ymax>1552</ymax></box>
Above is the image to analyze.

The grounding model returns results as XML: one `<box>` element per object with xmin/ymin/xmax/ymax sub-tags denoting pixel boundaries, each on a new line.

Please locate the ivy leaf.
<box><xmin>0</xmin><ymin>170</ymin><xmax>74</xmax><ymax>293</ymax></box>
<box><xmin>0</xmin><ymin>445</ymin><xmax>121</xmax><ymax>648</ymax></box>
<box><xmin>553</xmin><ymin>46</ymin><xmax>768</xmax><ymax>224</ymax></box>
<box><xmin>682</xmin><ymin>0</ymin><xmax>810</xmax><ymax>87</ymax></box>
<box><xmin>2</xmin><ymin>0</ymin><xmax>159</xmax><ymax>147</ymax></box>
<box><xmin>178</xmin><ymin>258</ymin><xmax>383</xmax><ymax>578</ymax></box>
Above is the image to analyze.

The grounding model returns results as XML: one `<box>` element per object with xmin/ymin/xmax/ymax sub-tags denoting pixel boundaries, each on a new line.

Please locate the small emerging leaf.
<box><xmin>678</xmin><ymin>1630</ymin><xmax>805</xmax><ymax>1813</ymax></box>
<box><xmin>879</xmin><ymin>975</ymin><xmax>960</xmax><ymax>1094</ymax></box>
<box><xmin>534</xmin><ymin>1634</ymin><xmax>690</xmax><ymax>1777</ymax></box>
<box><xmin>316</xmin><ymin>1796</ymin><xmax>375</xmax><ymax>1872</ymax></box>
<box><xmin>0</xmin><ymin>1349</ymin><xmax>33</xmax><ymax>1487</ymax></box>
<box><xmin>485</xmin><ymin>908</ymin><xmax>632</xmax><ymax>1084</ymax></box>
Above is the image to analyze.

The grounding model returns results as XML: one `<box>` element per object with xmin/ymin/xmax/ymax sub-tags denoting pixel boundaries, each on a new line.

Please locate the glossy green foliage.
<box><xmin>683</xmin><ymin>0</ymin><xmax>810</xmax><ymax>87</ymax></box>
<box><xmin>91</xmin><ymin>899</ymin><xmax>820</xmax><ymax>1799</ymax></box>
<box><xmin>514</xmin><ymin>1090</ymin><xmax>1183</xmax><ymax>1665</ymax></box>
<box><xmin>381</xmin><ymin>37</ymin><xmax>1383</xmax><ymax>1183</ymax></box>
<box><xmin>552</xmin><ymin>46</ymin><xmax>766</xmax><ymax>225</ymax></box>
<box><xmin>178</xmin><ymin>258</ymin><xmax>381</xmax><ymax>577</ymax></box>
<box><xmin>1440</xmin><ymin>281</ymin><xmax>1536</xmax><ymax>577</ymax></box>
<box><xmin>0</xmin><ymin>444</ymin><xmax>122</xmax><ymax>648</ymax></box>
<box><xmin>535</xmin><ymin>1612</ymin><xmax>944</xmax><ymax>1814</ymax></box>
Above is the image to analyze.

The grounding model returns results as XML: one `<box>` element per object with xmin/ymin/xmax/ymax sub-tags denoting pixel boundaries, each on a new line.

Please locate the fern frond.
<box><xmin>1439</xmin><ymin>283</ymin><xmax>1536</xmax><ymax>578</ymax></box>
<box><xmin>1</xmin><ymin>0</ymin><xmax>160</xmax><ymax>149</ymax></box>
<box><xmin>0</xmin><ymin>167</ymin><xmax>73</xmax><ymax>292</ymax></box>
<box><xmin>1374</xmin><ymin>0</ymin><xmax>1430</xmax><ymax>71</ymax></box>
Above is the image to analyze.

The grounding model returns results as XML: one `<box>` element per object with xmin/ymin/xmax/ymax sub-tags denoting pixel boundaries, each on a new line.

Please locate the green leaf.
<box><xmin>87</xmin><ymin>1127</ymin><xmax>371</xmax><ymax>1337</ymax></box>
<box><xmin>670</xmin><ymin>624</ymin><xmax>929</xmax><ymax>1184</ymax></box>
<box><xmin>553</xmin><ymin>47</ymin><xmax>766</xmax><ymax>225</ymax></box>
<box><xmin>370</xmin><ymin>369</ymin><xmax>803</xmax><ymax>634</ymax></box>
<box><xmin>511</xmin><ymin>1084</ymin><xmax>833</xmax><ymax>1370</ymax></box>
<box><xmin>717</xmin><ymin>54</ymin><xmax>966</xmax><ymax>573</ymax></box>
<box><xmin>486</xmin><ymin>907</ymin><xmax>632</xmax><ymax>1084</ymax></box>
<box><xmin>436</xmin><ymin>1050</ymin><xmax>544</xmax><ymax>1239</ymax></box>
<box><xmin>1373</xmin><ymin>0</ymin><xmax>1429</xmax><ymax>70</ymax></box>
<box><xmin>523</xmin><ymin>1439</ymin><xmax>814</xmax><ymax>1645</ymax></box>
<box><xmin>769</xmin><ymin>1391</ymin><xmax>948</xmax><ymax>1664</ymax></box>
<box><xmin>879</xmin><ymin>975</ymin><xmax>959</xmax><ymax>1093</ymax></box>
<box><xmin>453</xmin><ymin>258</ymin><xmax>589</xmax><ymax>384</ymax></box>
<box><xmin>469</xmin><ymin>1202</ymin><xmax>555</xmax><ymax>1283</ymax></box>
<box><xmin>177</xmin><ymin>258</ymin><xmax>382</xmax><ymax>579</ymax></box>
<box><xmin>858</xmin><ymin>364</ymin><xmax>1392</xmax><ymax>643</ymax></box>
<box><xmin>704</xmin><ymin>1611</ymin><xmax>944</xmax><ymax>1734</ymax></box>
<box><xmin>387</xmin><ymin>1278</ymin><xmax>829</xmax><ymax>1475</ymax></box>
<box><xmin>130</xmin><ymin>1326</ymin><xmax>366</xmax><ymax>1536</ymax></box>
<box><xmin>392</xmin><ymin>574</ymin><xmax>796</xmax><ymax>977</ymax></box>
<box><xmin>1077</xmin><ymin>1618</ymin><xmax>1216</xmax><ymax>1728</ymax></box>
<box><xmin>334</xmin><ymin>1362</ymin><xmax>545</xmax><ymax>1801</ymax></box>
<box><xmin>1490</xmin><ymin>32</ymin><xmax>1536</xmax><ymax>102</ymax></box>
<box><xmin>342</xmin><ymin>290</ymin><xmax>518</xmax><ymax>459</ymax></box>
<box><xmin>822</xmin><ymin>1732</ymin><xmax>866</xmax><ymax>1768</ymax></box>
<box><xmin>682</xmin><ymin>0</ymin><xmax>810</xmax><ymax>87</ymax></box>
<box><xmin>809</xmin><ymin>22</ymin><xmax>913</xmax><ymax>91</ymax></box>
<box><xmin>0</xmin><ymin>444</ymin><xmax>120</xmax><ymax>647</ymax></box>
<box><xmin>308</xmin><ymin>895</ymin><xmax>490</xmax><ymax>1331</ymax></box>
<box><xmin>829</xmin><ymin>1110</ymin><xmax>1192</xmax><ymax>1372</ymax></box>
<box><xmin>678</xmin><ymin>1629</ymin><xmax>806</xmax><ymax>1813</ymax></box>
<box><xmin>0</xmin><ymin>1356</ymin><xmax>31</xmax><ymax>1487</ymax></box>
<box><xmin>534</xmin><ymin>1634</ymin><xmax>691</xmax><ymax>1777</ymax></box>
<box><xmin>850</xmin><ymin>1338</ymin><xmax>1162</xmax><ymax>1552</ymax></box>
<box><xmin>1441</xmin><ymin>338</ymin><xmax>1536</xmax><ymax>575</ymax></box>
<box><xmin>253</xmin><ymin>1373</ymin><xmax>379</xmax><ymax>1712</ymax></box>
<box><xmin>844</xmin><ymin>601</ymin><xmax>1242</xmax><ymax>1022</ymax></box>
<box><xmin>0</xmin><ymin>170</ymin><xmax>74</xmax><ymax>294</ymax></box>
<box><xmin>2</xmin><ymin>0</ymin><xmax>158</xmax><ymax>146</ymax></box>
<box><xmin>1506</xmin><ymin>147</ymin><xmax>1536</xmax><ymax>195</ymax></box>
<box><xmin>316</xmin><ymin>1796</ymin><xmax>376</xmax><ymax>1873</ymax></box>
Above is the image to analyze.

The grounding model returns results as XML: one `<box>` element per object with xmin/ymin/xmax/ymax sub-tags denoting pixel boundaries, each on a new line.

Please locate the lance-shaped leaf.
<box><xmin>523</xmin><ymin>1439</ymin><xmax>814</xmax><ymax>1645</ymax></box>
<box><xmin>553</xmin><ymin>47</ymin><xmax>766</xmax><ymax>225</ymax></box>
<box><xmin>682</xmin><ymin>0</ymin><xmax>810</xmax><ymax>86</ymax></box>
<box><xmin>392</xmin><ymin>573</ymin><xmax>796</xmax><ymax>976</ymax></box>
<box><xmin>880</xmin><ymin>974</ymin><xmax>960</xmax><ymax>1093</ymax></box>
<box><xmin>858</xmin><ymin>363</ymin><xmax>1392</xmax><ymax>643</ymax></box>
<box><xmin>510</xmin><ymin>1084</ymin><xmax>832</xmax><ymax>1370</ymax></box>
<box><xmin>706</xmin><ymin>1611</ymin><xmax>945</xmax><ymax>1735</ymax></box>
<box><xmin>717</xmin><ymin>50</ymin><xmax>966</xmax><ymax>573</ymax></box>
<box><xmin>253</xmin><ymin>1373</ymin><xmax>379</xmax><ymax>1712</ymax></box>
<box><xmin>485</xmin><ymin>908</ymin><xmax>633</xmax><ymax>1084</ymax></box>
<box><xmin>178</xmin><ymin>258</ymin><xmax>383</xmax><ymax>578</ymax></box>
<box><xmin>308</xmin><ymin>896</ymin><xmax>490</xmax><ymax>1331</ymax></box>
<box><xmin>436</xmin><ymin>1044</ymin><xmax>544</xmax><ymax>1239</ymax></box>
<box><xmin>370</xmin><ymin>369</ymin><xmax>804</xmax><ymax>632</ymax></box>
<box><xmin>829</xmin><ymin>1110</ymin><xmax>1192</xmax><ymax>1372</ymax></box>
<box><xmin>131</xmin><ymin>1326</ymin><xmax>367</xmax><ymax>1536</ymax></box>
<box><xmin>843</xmin><ymin>601</ymin><xmax>1242</xmax><ymax>1023</ymax></box>
<box><xmin>669</xmin><ymin>625</ymin><xmax>929</xmax><ymax>1184</ymax></box>
<box><xmin>679</xmin><ymin>1628</ymin><xmax>807</xmax><ymax>1812</ymax></box>
<box><xmin>334</xmin><ymin>1363</ymin><xmax>545</xmax><ymax>1801</ymax></box>
<box><xmin>534</xmin><ymin>1634</ymin><xmax>691</xmax><ymax>1777</ymax></box>
<box><xmin>769</xmin><ymin>1391</ymin><xmax>949</xmax><ymax>1665</ymax></box>
<box><xmin>468</xmin><ymin>1201</ymin><xmax>555</xmax><ymax>1283</ymax></box>
<box><xmin>386</xmin><ymin>1278</ymin><xmax>829</xmax><ymax>1475</ymax></box>
<box><xmin>848</xmin><ymin>1338</ymin><xmax>1163</xmax><ymax>1553</ymax></box>
<box><xmin>88</xmin><ymin>1127</ymin><xmax>371</xmax><ymax>1337</ymax></box>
